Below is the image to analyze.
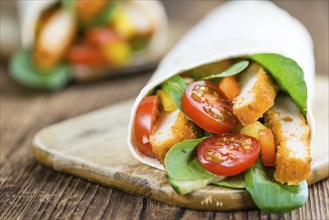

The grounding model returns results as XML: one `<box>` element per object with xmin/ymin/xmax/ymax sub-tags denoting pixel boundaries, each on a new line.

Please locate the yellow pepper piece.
<box><xmin>240</xmin><ymin>121</ymin><xmax>267</xmax><ymax>140</ymax></box>
<box><xmin>101</xmin><ymin>41</ymin><xmax>131</xmax><ymax>65</ymax></box>
<box><xmin>156</xmin><ymin>90</ymin><xmax>177</xmax><ymax>112</ymax></box>
<box><xmin>112</xmin><ymin>7</ymin><xmax>136</xmax><ymax>39</ymax></box>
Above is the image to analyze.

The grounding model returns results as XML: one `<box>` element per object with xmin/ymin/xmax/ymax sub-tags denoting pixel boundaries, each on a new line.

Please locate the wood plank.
<box><xmin>0</xmin><ymin>69</ymin><xmax>151</xmax><ymax>220</ymax></box>
<box><xmin>31</xmin><ymin>76</ymin><xmax>329</xmax><ymax>212</ymax></box>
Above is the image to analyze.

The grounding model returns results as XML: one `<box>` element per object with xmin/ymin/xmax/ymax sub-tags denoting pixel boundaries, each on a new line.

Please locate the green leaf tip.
<box><xmin>250</xmin><ymin>53</ymin><xmax>308</xmax><ymax>115</ymax></box>
<box><xmin>202</xmin><ymin>60</ymin><xmax>249</xmax><ymax>80</ymax></box>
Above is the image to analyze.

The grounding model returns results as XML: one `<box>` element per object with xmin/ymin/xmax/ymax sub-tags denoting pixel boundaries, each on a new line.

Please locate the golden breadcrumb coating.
<box><xmin>34</xmin><ymin>8</ymin><xmax>76</xmax><ymax>70</ymax></box>
<box><xmin>264</xmin><ymin>95</ymin><xmax>311</xmax><ymax>185</ymax></box>
<box><xmin>233</xmin><ymin>63</ymin><xmax>278</xmax><ymax>126</ymax></box>
<box><xmin>150</xmin><ymin>110</ymin><xmax>200</xmax><ymax>164</ymax></box>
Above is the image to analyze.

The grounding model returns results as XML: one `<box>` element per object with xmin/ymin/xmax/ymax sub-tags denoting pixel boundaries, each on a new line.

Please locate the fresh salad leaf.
<box><xmin>162</xmin><ymin>75</ymin><xmax>187</xmax><ymax>112</ymax></box>
<box><xmin>202</xmin><ymin>60</ymin><xmax>249</xmax><ymax>80</ymax></box>
<box><xmin>9</xmin><ymin>50</ymin><xmax>71</xmax><ymax>90</ymax></box>
<box><xmin>165</xmin><ymin>138</ymin><xmax>219</xmax><ymax>195</ymax></box>
<box><xmin>187</xmin><ymin>60</ymin><xmax>233</xmax><ymax>80</ymax></box>
<box><xmin>167</xmin><ymin>176</ymin><xmax>210</xmax><ymax>195</ymax></box>
<box><xmin>165</xmin><ymin>138</ymin><xmax>211</xmax><ymax>180</ymax></box>
<box><xmin>244</xmin><ymin>160</ymin><xmax>308</xmax><ymax>213</ymax></box>
<box><xmin>85</xmin><ymin>3</ymin><xmax>117</xmax><ymax>27</ymax></box>
<box><xmin>59</xmin><ymin>0</ymin><xmax>75</xmax><ymax>9</ymax></box>
<box><xmin>213</xmin><ymin>174</ymin><xmax>246</xmax><ymax>189</ymax></box>
<box><xmin>251</xmin><ymin>53</ymin><xmax>307</xmax><ymax>114</ymax></box>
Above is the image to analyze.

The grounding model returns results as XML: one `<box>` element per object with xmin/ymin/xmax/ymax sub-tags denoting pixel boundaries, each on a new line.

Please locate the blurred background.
<box><xmin>1</xmin><ymin>0</ymin><xmax>328</xmax><ymax>77</ymax></box>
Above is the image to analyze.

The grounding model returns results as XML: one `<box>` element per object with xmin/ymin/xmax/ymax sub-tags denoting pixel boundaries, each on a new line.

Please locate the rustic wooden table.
<box><xmin>1</xmin><ymin>1</ymin><xmax>328</xmax><ymax>220</ymax></box>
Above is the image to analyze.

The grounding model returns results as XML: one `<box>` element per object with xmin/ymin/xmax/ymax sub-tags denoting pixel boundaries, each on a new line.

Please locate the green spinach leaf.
<box><xmin>165</xmin><ymin>138</ymin><xmax>211</xmax><ymax>180</ymax></box>
<box><xmin>187</xmin><ymin>60</ymin><xmax>233</xmax><ymax>80</ymax></box>
<box><xmin>164</xmin><ymin>138</ymin><xmax>218</xmax><ymax>195</ymax></box>
<box><xmin>244</xmin><ymin>160</ymin><xmax>308</xmax><ymax>213</ymax></box>
<box><xmin>166</xmin><ymin>176</ymin><xmax>210</xmax><ymax>195</ymax></box>
<box><xmin>251</xmin><ymin>53</ymin><xmax>307</xmax><ymax>114</ymax></box>
<box><xmin>202</xmin><ymin>60</ymin><xmax>249</xmax><ymax>80</ymax></box>
<box><xmin>10</xmin><ymin>50</ymin><xmax>71</xmax><ymax>90</ymax></box>
<box><xmin>162</xmin><ymin>75</ymin><xmax>187</xmax><ymax>112</ymax></box>
<box><xmin>213</xmin><ymin>174</ymin><xmax>246</xmax><ymax>189</ymax></box>
<box><xmin>85</xmin><ymin>3</ymin><xmax>117</xmax><ymax>27</ymax></box>
<box><xmin>59</xmin><ymin>0</ymin><xmax>75</xmax><ymax>9</ymax></box>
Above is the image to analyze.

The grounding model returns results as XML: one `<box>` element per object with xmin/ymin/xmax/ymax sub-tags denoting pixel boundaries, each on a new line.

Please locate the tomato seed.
<box><xmin>243</xmin><ymin>145</ymin><xmax>251</xmax><ymax>150</ymax></box>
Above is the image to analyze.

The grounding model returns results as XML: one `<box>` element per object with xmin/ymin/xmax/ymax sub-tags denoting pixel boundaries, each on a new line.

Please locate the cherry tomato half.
<box><xmin>134</xmin><ymin>96</ymin><xmax>159</xmax><ymax>157</ymax></box>
<box><xmin>86</xmin><ymin>27</ymin><xmax>121</xmax><ymax>47</ymax></box>
<box><xmin>182</xmin><ymin>81</ymin><xmax>239</xmax><ymax>134</ymax></box>
<box><xmin>198</xmin><ymin>134</ymin><xmax>260</xmax><ymax>176</ymax></box>
<box><xmin>67</xmin><ymin>44</ymin><xmax>106</xmax><ymax>66</ymax></box>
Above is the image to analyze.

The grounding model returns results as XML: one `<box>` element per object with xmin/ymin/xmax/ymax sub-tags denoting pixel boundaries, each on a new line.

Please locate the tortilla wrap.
<box><xmin>18</xmin><ymin>0</ymin><xmax>168</xmax><ymax>80</ymax></box>
<box><xmin>127</xmin><ymin>1</ymin><xmax>315</xmax><ymax>170</ymax></box>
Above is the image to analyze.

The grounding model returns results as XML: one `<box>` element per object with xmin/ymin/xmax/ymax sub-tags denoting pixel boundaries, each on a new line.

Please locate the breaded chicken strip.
<box><xmin>34</xmin><ymin>8</ymin><xmax>76</xmax><ymax>70</ymax></box>
<box><xmin>150</xmin><ymin>110</ymin><xmax>200</xmax><ymax>163</ymax></box>
<box><xmin>264</xmin><ymin>94</ymin><xmax>311</xmax><ymax>185</ymax></box>
<box><xmin>233</xmin><ymin>63</ymin><xmax>278</xmax><ymax>126</ymax></box>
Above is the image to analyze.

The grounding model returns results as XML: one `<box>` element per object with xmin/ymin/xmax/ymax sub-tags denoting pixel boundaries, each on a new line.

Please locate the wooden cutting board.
<box><xmin>33</xmin><ymin>76</ymin><xmax>329</xmax><ymax>211</ymax></box>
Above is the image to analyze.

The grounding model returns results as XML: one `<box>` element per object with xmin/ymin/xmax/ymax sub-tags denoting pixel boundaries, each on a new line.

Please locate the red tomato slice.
<box><xmin>182</xmin><ymin>81</ymin><xmax>239</xmax><ymax>134</ymax></box>
<box><xmin>198</xmin><ymin>134</ymin><xmax>260</xmax><ymax>176</ymax></box>
<box><xmin>67</xmin><ymin>44</ymin><xmax>106</xmax><ymax>66</ymax></box>
<box><xmin>258</xmin><ymin>129</ymin><xmax>276</xmax><ymax>167</ymax></box>
<box><xmin>134</xmin><ymin>96</ymin><xmax>159</xmax><ymax>158</ymax></box>
<box><xmin>86</xmin><ymin>27</ymin><xmax>121</xmax><ymax>47</ymax></box>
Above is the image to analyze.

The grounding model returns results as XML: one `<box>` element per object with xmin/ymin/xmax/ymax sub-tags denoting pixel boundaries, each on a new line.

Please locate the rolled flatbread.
<box><xmin>17</xmin><ymin>0</ymin><xmax>168</xmax><ymax>80</ymax></box>
<box><xmin>127</xmin><ymin>1</ymin><xmax>315</xmax><ymax>171</ymax></box>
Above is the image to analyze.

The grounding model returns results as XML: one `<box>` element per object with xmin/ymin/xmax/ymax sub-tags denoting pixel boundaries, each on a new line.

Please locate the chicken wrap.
<box><xmin>10</xmin><ymin>0</ymin><xmax>167</xmax><ymax>89</ymax></box>
<box><xmin>127</xmin><ymin>1</ymin><xmax>315</xmax><ymax>213</ymax></box>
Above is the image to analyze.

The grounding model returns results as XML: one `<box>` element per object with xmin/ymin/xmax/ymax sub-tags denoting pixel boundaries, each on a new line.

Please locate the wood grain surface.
<box><xmin>1</xmin><ymin>1</ymin><xmax>329</xmax><ymax>219</ymax></box>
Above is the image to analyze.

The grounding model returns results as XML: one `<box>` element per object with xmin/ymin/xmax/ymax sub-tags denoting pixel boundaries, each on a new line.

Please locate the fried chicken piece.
<box><xmin>264</xmin><ymin>94</ymin><xmax>311</xmax><ymax>185</ymax></box>
<box><xmin>34</xmin><ymin>8</ymin><xmax>76</xmax><ymax>70</ymax></box>
<box><xmin>150</xmin><ymin>110</ymin><xmax>200</xmax><ymax>164</ymax></box>
<box><xmin>233</xmin><ymin>63</ymin><xmax>278</xmax><ymax>126</ymax></box>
